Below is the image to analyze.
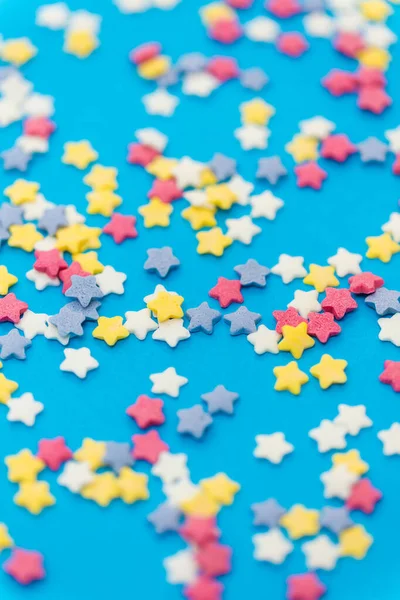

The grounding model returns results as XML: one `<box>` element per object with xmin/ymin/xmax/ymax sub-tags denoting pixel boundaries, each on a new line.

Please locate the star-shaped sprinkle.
<box><xmin>2</xmin><ymin>146</ymin><xmax>31</xmax><ymax>171</ymax></box>
<box><xmin>80</xmin><ymin>472</ymin><xmax>120</xmax><ymax>507</ymax></box>
<box><xmin>5</xmin><ymin>449</ymin><xmax>45</xmax><ymax>482</ymax></box>
<box><xmin>378</xmin><ymin>422</ymin><xmax>400</xmax><ymax>454</ymax></box>
<box><xmin>304</xmin><ymin>264</ymin><xmax>339</xmax><ymax>292</ymax></box>
<box><xmin>132</xmin><ymin>430</ymin><xmax>169</xmax><ymax>464</ymax></box>
<box><xmin>339</xmin><ymin>525</ymin><xmax>373</xmax><ymax>559</ymax></box>
<box><xmin>7</xmin><ymin>392</ymin><xmax>43</xmax><ymax>426</ymax></box>
<box><xmin>201</xmin><ymin>385</ymin><xmax>239</xmax><ymax>415</ymax></box>
<box><xmin>8</xmin><ymin>224</ymin><xmax>43</xmax><ymax>251</ymax></box>
<box><xmin>256</xmin><ymin>156</ymin><xmax>287</xmax><ymax>184</ymax></box>
<box><xmin>358</xmin><ymin>136</ymin><xmax>388</xmax><ymax>162</ymax></box>
<box><xmin>144</xmin><ymin>246</ymin><xmax>180</xmax><ymax>278</ymax></box>
<box><xmin>62</xmin><ymin>140</ymin><xmax>98</xmax><ymax>169</ymax></box>
<box><xmin>4</xmin><ymin>179</ymin><xmax>39</xmax><ymax>205</ymax></box>
<box><xmin>150</xmin><ymin>366</ymin><xmax>188</xmax><ymax>397</ymax></box>
<box><xmin>177</xmin><ymin>405</ymin><xmax>213</xmax><ymax>439</ymax></box>
<box><xmin>224</xmin><ymin>306</ymin><xmax>261</xmax><ymax>335</ymax></box>
<box><xmin>327</xmin><ymin>247</ymin><xmax>363</xmax><ymax>276</ymax></box>
<box><xmin>0</xmin><ymin>203</ymin><xmax>23</xmax><ymax>228</ymax></box>
<box><xmin>346</xmin><ymin>478</ymin><xmax>382</xmax><ymax>514</ymax></box>
<box><xmin>65</xmin><ymin>274</ymin><xmax>103</xmax><ymax>307</ymax></box>
<box><xmin>273</xmin><ymin>361</ymin><xmax>309</xmax><ymax>395</ymax></box>
<box><xmin>179</xmin><ymin>516</ymin><xmax>220</xmax><ymax>546</ymax></box>
<box><xmin>234</xmin><ymin>259</ymin><xmax>269</xmax><ymax>287</ymax></box>
<box><xmin>34</xmin><ymin>249</ymin><xmax>68</xmax><ymax>278</ymax></box>
<box><xmin>309</xmin><ymin>420</ymin><xmax>347</xmax><ymax>452</ymax></box>
<box><xmin>332</xmin><ymin>448</ymin><xmax>369</xmax><ymax>475</ymax></box>
<box><xmin>319</xmin><ymin>506</ymin><xmax>353</xmax><ymax>535</ymax></box>
<box><xmin>95</xmin><ymin>265</ymin><xmax>126</xmax><ymax>296</ymax></box>
<box><xmin>164</xmin><ymin>548</ymin><xmax>198</xmax><ymax>585</ymax></box>
<box><xmin>250</xmin><ymin>190</ymin><xmax>284</xmax><ymax>219</ymax></box>
<box><xmin>148</xmin><ymin>291</ymin><xmax>184</xmax><ymax>322</ymax></box>
<box><xmin>126</xmin><ymin>395</ymin><xmax>165</xmax><ymax>428</ymax></box>
<box><xmin>38</xmin><ymin>206</ymin><xmax>68</xmax><ymax>235</ymax></box>
<box><xmin>294</xmin><ymin>161</ymin><xmax>328</xmax><ymax>190</ymax></box>
<box><xmin>103</xmin><ymin>442</ymin><xmax>134</xmax><ymax>473</ymax></box>
<box><xmin>288</xmin><ymin>290</ymin><xmax>321</xmax><ymax>318</ymax></box>
<box><xmin>196</xmin><ymin>227</ymin><xmax>232</xmax><ymax>256</ymax></box>
<box><xmin>0</xmin><ymin>329</ymin><xmax>31</xmax><ymax>360</ymax></box>
<box><xmin>200</xmin><ymin>473</ymin><xmax>240</xmax><ymax>505</ymax></box>
<box><xmin>302</xmin><ymin>535</ymin><xmax>339</xmax><ymax>571</ymax></box>
<box><xmin>251</xmin><ymin>498</ymin><xmax>286</xmax><ymax>527</ymax></box>
<box><xmin>253</xmin><ymin>529</ymin><xmax>293</xmax><ymax>564</ymax></box>
<box><xmin>151</xmin><ymin>452</ymin><xmax>189</xmax><ymax>484</ymax></box>
<box><xmin>14</xmin><ymin>481</ymin><xmax>55</xmax><ymax>514</ymax></box>
<box><xmin>208</xmin><ymin>153</ymin><xmax>236</xmax><ymax>181</ymax></box>
<box><xmin>307</xmin><ymin>312</ymin><xmax>341</xmax><ymax>343</ymax></box>
<box><xmin>103</xmin><ymin>213</ymin><xmax>137</xmax><ymax>244</ymax></box>
<box><xmin>37</xmin><ymin>437</ymin><xmax>73</xmax><ymax>471</ymax></box>
<box><xmin>93</xmin><ymin>316</ymin><xmax>129</xmax><ymax>346</ymax></box>
<box><xmin>254</xmin><ymin>432</ymin><xmax>294</xmax><ymax>464</ymax></box>
<box><xmin>310</xmin><ymin>354</ymin><xmax>348</xmax><ymax>389</ymax></box>
<box><xmin>349</xmin><ymin>271</ymin><xmax>384</xmax><ymax>294</ymax></box>
<box><xmin>186</xmin><ymin>302</ymin><xmax>221</xmax><ymax>334</ymax></box>
<box><xmin>117</xmin><ymin>467</ymin><xmax>149</xmax><ymax>504</ymax></box>
<box><xmin>365</xmin><ymin>287</ymin><xmax>400</xmax><ymax>315</ymax></box>
<box><xmin>286</xmin><ymin>573</ymin><xmax>326</xmax><ymax>600</ymax></box>
<box><xmin>278</xmin><ymin>322</ymin><xmax>315</xmax><ymax>359</ymax></box>
<box><xmin>271</xmin><ymin>254</ymin><xmax>307</xmax><ymax>283</ymax></box>
<box><xmin>280</xmin><ymin>505</ymin><xmax>320</xmax><ymax>540</ymax></box>
<box><xmin>209</xmin><ymin>277</ymin><xmax>243</xmax><ymax>308</ymax></box>
<box><xmin>378</xmin><ymin>313</ymin><xmax>400</xmax><ymax>346</ymax></box>
<box><xmin>0</xmin><ymin>373</ymin><xmax>18</xmax><ymax>404</ymax></box>
<box><xmin>60</xmin><ymin>347</ymin><xmax>99</xmax><ymax>379</ymax></box>
<box><xmin>196</xmin><ymin>542</ymin><xmax>232</xmax><ymax>577</ymax></box>
<box><xmin>4</xmin><ymin>549</ymin><xmax>45</xmax><ymax>585</ymax></box>
<box><xmin>366</xmin><ymin>232</ymin><xmax>400</xmax><ymax>262</ymax></box>
<box><xmin>57</xmin><ymin>461</ymin><xmax>94</xmax><ymax>493</ymax></box>
<box><xmin>148</xmin><ymin>502</ymin><xmax>182</xmax><ymax>534</ymax></box>
<box><xmin>49</xmin><ymin>308</ymin><xmax>85</xmax><ymax>337</ymax></box>
<box><xmin>248</xmin><ymin>325</ymin><xmax>281</xmax><ymax>354</ymax></box>
<box><xmin>124</xmin><ymin>308</ymin><xmax>158</xmax><ymax>339</ymax></box>
<box><xmin>334</xmin><ymin>404</ymin><xmax>372</xmax><ymax>435</ymax></box>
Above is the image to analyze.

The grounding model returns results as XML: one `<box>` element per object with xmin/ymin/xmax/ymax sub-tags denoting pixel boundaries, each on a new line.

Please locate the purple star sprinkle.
<box><xmin>2</xmin><ymin>146</ymin><xmax>32</xmax><ymax>171</ymax></box>
<box><xmin>319</xmin><ymin>506</ymin><xmax>353</xmax><ymax>535</ymax></box>
<box><xmin>251</xmin><ymin>498</ymin><xmax>286</xmax><ymax>527</ymax></box>
<box><xmin>0</xmin><ymin>203</ymin><xmax>23</xmax><ymax>229</ymax></box>
<box><xmin>186</xmin><ymin>301</ymin><xmax>221</xmax><ymax>334</ymax></box>
<box><xmin>256</xmin><ymin>156</ymin><xmax>288</xmax><ymax>184</ymax></box>
<box><xmin>357</xmin><ymin>137</ymin><xmax>388</xmax><ymax>163</ymax></box>
<box><xmin>240</xmin><ymin>68</ymin><xmax>269</xmax><ymax>91</ymax></box>
<box><xmin>177</xmin><ymin>405</ymin><xmax>213</xmax><ymax>439</ymax></box>
<box><xmin>157</xmin><ymin>67</ymin><xmax>180</xmax><ymax>88</ymax></box>
<box><xmin>365</xmin><ymin>287</ymin><xmax>400</xmax><ymax>316</ymax></box>
<box><xmin>144</xmin><ymin>247</ymin><xmax>180</xmax><ymax>279</ymax></box>
<box><xmin>177</xmin><ymin>52</ymin><xmax>208</xmax><ymax>73</ymax></box>
<box><xmin>224</xmin><ymin>306</ymin><xmax>261</xmax><ymax>335</ymax></box>
<box><xmin>65</xmin><ymin>275</ymin><xmax>103</xmax><ymax>308</ymax></box>
<box><xmin>49</xmin><ymin>308</ymin><xmax>85</xmax><ymax>337</ymax></box>
<box><xmin>201</xmin><ymin>385</ymin><xmax>239</xmax><ymax>415</ymax></box>
<box><xmin>234</xmin><ymin>259</ymin><xmax>269</xmax><ymax>288</ymax></box>
<box><xmin>63</xmin><ymin>300</ymin><xmax>101</xmax><ymax>321</ymax></box>
<box><xmin>0</xmin><ymin>328</ymin><xmax>31</xmax><ymax>360</ymax></box>
<box><xmin>103</xmin><ymin>442</ymin><xmax>134</xmax><ymax>473</ymax></box>
<box><xmin>147</xmin><ymin>502</ymin><xmax>182</xmax><ymax>534</ymax></box>
<box><xmin>208</xmin><ymin>153</ymin><xmax>237</xmax><ymax>181</ymax></box>
<box><xmin>38</xmin><ymin>206</ymin><xmax>68</xmax><ymax>235</ymax></box>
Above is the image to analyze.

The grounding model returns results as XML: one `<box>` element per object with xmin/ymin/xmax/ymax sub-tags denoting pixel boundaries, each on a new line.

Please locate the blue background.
<box><xmin>0</xmin><ymin>0</ymin><xmax>400</xmax><ymax>598</ymax></box>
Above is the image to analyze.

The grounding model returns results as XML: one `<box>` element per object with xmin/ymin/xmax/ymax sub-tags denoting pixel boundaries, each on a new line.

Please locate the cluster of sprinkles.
<box><xmin>1</xmin><ymin>0</ymin><xmax>400</xmax><ymax>599</ymax></box>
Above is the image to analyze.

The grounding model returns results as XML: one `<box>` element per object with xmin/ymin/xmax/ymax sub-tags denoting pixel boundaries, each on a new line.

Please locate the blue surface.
<box><xmin>1</xmin><ymin>0</ymin><xmax>400</xmax><ymax>599</ymax></box>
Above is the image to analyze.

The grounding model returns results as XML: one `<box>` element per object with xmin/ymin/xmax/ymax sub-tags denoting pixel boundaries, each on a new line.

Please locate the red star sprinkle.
<box><xmin>184</xmin><ymin>577</ymin><xmax>224</xmax><ymax>600</ymax></box>
<box><xmin>196</xmin><ymin>543</ymin><xmax>232</xmax><ymax>577</ymax></box>
<box><xmin>321</xmin><ymin>288</ymin><xmax>358</xmax><ymax>320</ymax></box>
<box><xmin>346</xmin><ymin>478</ymin><xmax>382</xmax><ymax>514</ymax></box>
<box><xmin>334</xmin><ymin>32</ymin><xmax>365</xmax><ymax>58</ymax></box>
<box><xmin>392</xmin><ymin>154</ymin><xmax>400</xmax><ymax>175</ymax></box>
<box><xmin>179</xmin><ymin>517</ymin><xmax>221</xmax><ymax>546</ymax></box>
<box><xmin>0</xmin><ymin>293</ymin><xmax>28</xmax><ymax>324</ymax></box>
<box><xmin>273</xmin><ymin>307</ymin><xmax>307</xmax><ymax>334</ymax></box>
<box><xmin>322</xmin><ymin>70</ymin><xmax>358</xmax><ymax>96</ymax></box>
<box><xmin>59</xmin><ymin>262</ymin><xmax>90</xmax><ymax>293</ymax></box>
<box><xmin>34</xmin><ymin>249</ymin><xmax>68</xmax><ymax>279</ymax></box>
<box><xmin>103</xmin><ymin>213</ymin><xmax>138</xmax><ymax>244</ymax></box>
<box><xmin>127</xmin><ymin>143</ymin><xmax>160</xmax><ymax>166</ymax></box>
<box><xmin>294</xmin><ymin>162</ymin><xmax>328</xmax><ymax>190</ymax></box>
<box><xmin>126</xmin><ymin>395</ymin><xmax>165</xmax><ymax>429</ymax></box>
<box><xmin>209</xmin><ymin>19</ymin><xmax>243</xmax><ymax>44</ymax></box>
<box><xmin>286</xmin><ymin>573</ymin><xmax>326</xmax><ymax>600</ymax></box>
<box><xmin>348</xmin><ymin>272</ymin><xmax>384</xmax><ymax>294</ymax></box>
<box><xmin>132</xmin><ymin>430</ymin><xmax>169</xmax><ymax>464</ymax></box>
<box><xmin>357</xmin><ymin>86</ymin><xmax>392</xmax><ymax>114</ymax></box>
<box><xmin>277</xmin><ymin>33</ymin><xmax>309</xmax><ymax>57</ymax></box>
<box><xmin>307</xmin><ymin>312</ymin><xmax>341</xmax><ymax>343</ymax></box>
<box><xmin>356</xmin><ymin>67</ymin><xmax>386</xmax><ymax>88</ymax></box>
<box><xmin>37</xmin><ymin>436</ymin><xmax>73</xmax><ymax>471</ymax></box>
<box><xmin>208</xmin><ymin>277</ymin><xmax>243</xmax><ymax>308</ymax></box>
<box><xmin>207</xmin><ymin>56</ymin><xmax>240</xmax><ymax>82</ymax></box>
<box><xmin>129</xmin><ymin>41</ymin><xmax>161</xmax><ymax>65</ymax></box>
<box><xmin>23</xmin><ymin>117</ymin><xmax>56</xmax><ymax>139</ymax></box>
<box><xmin>379</xmin><ymin>360</ymin><xmax>400</xmax><ymax>392</ymax></box>
<box><xmin>266</xmin><ymin>0</ymin><xmax>301</xmax><ymax>18</ymax></box>
<box><xmin>321</xmin><ymin>134</ymin><xmax>357</xmax><ymax>163</ymax></box>
<box><xmin>148</xmin><ymin>178</ymin><xmax>182</xmax><ymax>203</ymax></box>
<box><xmin>4</xmin><ymin>548</ymin><xmax>45</xmax><ymax>585</ymax></box>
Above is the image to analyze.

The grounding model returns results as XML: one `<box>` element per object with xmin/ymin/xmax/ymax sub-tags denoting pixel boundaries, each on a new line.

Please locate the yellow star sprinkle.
<box><xmin>81</xmin><ymin>473</ymin><xmax>120</xmax><ymax>507</ymax></box>
<box><xmin>0</xmin><ymin>266</ymin><xmax>17</xmax><ymax>295</ymax></box>
<box><xmin>240</xmin><ymin>98</ymin><xmax>275</xmax><ymax>126</ymax></box>
<box><xmin>4</xmin><ymin>179</ymin><xmax>39</xmax><ymax>205</ymax></box>
<box><xmin>206</xmin><ymin>184</ymin><xmax>237</xmax><ymax>210</ymax></box>
<box><xmin>361</xmin><ymin>0</ymin><xmax>392</xmax><ymax>21</ymax></box>
<box><xmin>196</xmin><ymin>227</ymin><xmax>233</xmax><ymax>257</ymax></box>
<box><xmin>366</xmin><ymin>232</ymin><xmax>400</xmax><ymax>262</ymax></box>
<box><xmin>146</xmin><ymin>157</ymin><xmax>178</xmax><ymax>180</ymax></box>
<box><xmin>280</xmin><ymin>505</ymin><xmax>320</xmax><ymax>540</ymax></box>
<box><xmin>310</xmin><ymin>354</ymin><xmax>348</xmax><ymax>389</ymax></box>
<box><xmin>62</xmin><ymin>140</ymin><xmax>98</xmax><ymax>170</ymax></box>
<box><xmin>86</xmin><ymin>190</ymin><xmax>122</xmax><ymax>217</ymax></box>
<box><xmin>14</xmin><ymin>481</ymin><xmax>55</xmax><ymax>515</ymax></box>
<box><xmin>357</xmin><ymin>46</ymin><xmax>391</xmax><ymax>70</ymax></box>
<box><xmin>180</xmin><ymin>490</ymin><xmax>220</xmax><ymax>517</ymax></box>
<box><xmin>332</xmin><ymin>449</ymin><xmax>369</xmax><ymax>476</ymax></box>
<box><xmin>181</xmin><ymin>206</ymin><xmax>217</xmax><ymax>230</ymax></box>
<box><xmin>72</xmin><ymin>251</ymin><xmax>104</xmax><ymax>274</ymax></box>
<box><xmin>303</xmin><ymin>264</ymin><xmax>339</xmax><ymax>292</ymax></box>
<box><xmin>198</xmin><ymin>167</ymin><xmax>217</xmax><ymax>188</ymax></box>
<box><xmin>0</xmin><ymin>524</ymin><xmax>13</xmax><ymax>551</ymax></box>
<box><xmin>273</xmin><ymin>361</ymin><xmax>309</xmax><ymax>395</ymax></box>
<box><xmin>5</xmin><ymin>450</ymin><xmax>45</xmax><ymax>483</ymax></box>
<box><xmin>200</xmin><ymin>2</ymin><xmax>235</xmax><ymax>25</ymax></box>
<box><xmin>1</xmin><ymin>38</ymin><xmax>37</xmax><ymax>66</ymax></box>
<box><xmin>8</xmin><ymin>224</ymin><xmax>43</xmax><ymax>252</ymax></box>
<box><xmin>147</xmin><ymin>291</ymin><xmax>184</xmax><ymax>322</ymax></box>
<box><xmin>92</xmin><ymin>316</ymin><xmax>130</xmax><ymax>346</ymax></box>
<box><xmin>0</xmin><ymin>373</ymin><xmax>18</xmax><ymax>405</ymax></box>
<box><xmin>56</xmin><ymin>224</ymin><xmax>101</xmax><ymax>254</ymax></box>
<box><xmin>83</xmin><ymin>165</ymin><xmax>118</xmax><ymax>191</ymax></box>
<box><xmin>64</xmin><ymin>30</ymin><xmax>98</xmax><ymax>58</ymax></box>
<box><xmin>200</xmin><ymin>473</ymin><xmax>240</xmax><ymax>506</ymax></box>
<box><xmin>79</xmin><ymin>225</ymin><xmax>102</xmax><ymax>251</ymax></box>
<box><xmin>138</xmin><ymin>55</ymin><xmax>171</xmax><ymax>80</ymax></box>
<box><xmin>278</xmin><ymin>322</ymin><xmax>315</xmax><ymax>359</ymax></box>
<box><xmin>285</xmin><ymin>134</ymin><xmax>319</xmax><ymax>163</ymax></box>
<box><xmin>139</xmin><ymin>199</ymin><xmax>173</xmax><ymax>228</ymax></box>
<box><xmin>74</xmin><ymin>438</ymin><xmax>106</xmax><ymax>470</ymax></box>
<box><xmin>117</xmin><ymin>468</ymin><xmax>149</xmax><ymax>504</ymax></box>
<box><xmin>339</xmin><ymin>525</ymin><xmax>373</xmax><ymax>559</ymax></box>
